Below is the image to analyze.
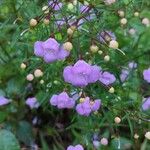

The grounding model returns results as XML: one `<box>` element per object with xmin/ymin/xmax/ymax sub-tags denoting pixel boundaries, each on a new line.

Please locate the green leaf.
<box><xmin>0</xmin><ymin>129</ymin><xmax>20</xmax><ymax>150</ymax></box>
<box><xmin>0</xmin><ymin>111</ymin><xmax>7</xmax><ymax>123</ymax></box>
<box><xmin>16</xmin><ymin>121</ymin><xmax>33</xmax><ymax>146</ymax></box>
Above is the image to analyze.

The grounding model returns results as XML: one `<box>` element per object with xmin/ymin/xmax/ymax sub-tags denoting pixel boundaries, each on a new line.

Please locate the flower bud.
<box><xmin>67</xmin><ymin>28</ymin><xmax>74</xmax><ymax>36</ymax></box>
<box><xmin>73</xmin><ymin>0</ymin><xmax>77</xmax><ymax>5</ymax></box>
<box><xmin>67</xmin><ymin>3</ymin><xmax>74</xmax><ymax>10</ymax></box>
<box><xmin>109</xmin><ymin>40</ymin><xmax>119</xmax><ymax>49</ymax></box>
<box><xmin>90</xmin><ymin>45</ymin><xmax>99</xmax><ymax>53</ymax></box>
<box><xmin>20</xmin><ymin>63</ymin><xmax>26</xmax><ymax>69</ymax></box>
<box><xmin>142</xmin><ymin>18</ymin><xmax>150</xmax><ymax>27</ymax></box>
<box><xmin>129</xmin><ymin>28</ymin><xmax>136</xmax><ymax>35</ymax></box>
<box><xmin>134</xmin><ymin>12</ymin><xmax>139</xmax><ymax>17</ymax></box>
<box><xmin>114</xmin><ymin>117</ymin><xmax>121</xmax><ymax>124</ymax></box>
<box><xmin>63</xmin><ymin>42</ymin><xmax>73</xmax><ymax>51</ymax></box>
<box><xmin>104</xmin><ymin>55</ymin><xmax>110</xmax><ymax>62</ymax></box>
<box><xmin>40</xmin><ymin>80</ymin><xmax>44</xmax><ymax>84</ymax></box>
<box><xmin>26</xmin><ymin>74</ymin><xmax>34</xmax><ymax>81</ymax></box>
<box><xmin>100</xmin><ymin>138</ymin><xmax>108</xmax><ymax>146</ymax></box>
<box><xmin>145</xmin><ymin>131</ymin><xmax>150</xmax><ymax>140</ymax></box>
<box><xmin>43</xmin><ymin>19</ymin><xmax>50</xmax><ymax>25</ymax></box>
<box><xmin>109</xmin><ymin>87</ymin><xmax>115</xmax><ymax>93</ymax></box>
<box><xmin>29</xmin><ymin>19</ymin><xmax>37</xmax><ymax>27</ymax></box>
<box><xmin>118</xmin><ymin>10</ymin><xmax>125</xmax><ymax>17</ymax></box>
<box><xmin>98</xmin><ymin>50</ymin><xmax>103</xmax><ymax>55</ymax></box>
<box><xmin>120</xmin><ymin>18</ymin><xmax>127</xmax><ymax>25</ymax></box>
<box><xmin>134</xmin><ymin>133</ymin><xmax>139</xmax><ymax>139</ymax></box>
<box><xmin>34</xmin><ymin>69</ymin><xmax>43</xmax><ymax>78</ymax></box>
<box><xmin>42</xmin><ymin>6</ymin><xmax>49</xmax><ymax>14</ymax></box>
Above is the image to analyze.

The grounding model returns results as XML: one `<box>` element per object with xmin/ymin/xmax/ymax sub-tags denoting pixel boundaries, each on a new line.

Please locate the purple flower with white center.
<box><xmin>99</xmin><ymin>71</ymin><xmax>116</xmax><ymax>85</ymax></box>
<box><xmin>143</xmin><ymin>68</ymin><xmax>150</xmax><ymax>83</ymax></box>
<box><xmin>50</xmin><ymin>92</ymin><xmax>75</xmax><ymax>109</ymax></box>
<box><xmin>63</xmin><ymin>60</ymin><xmax>100</xmax><ymax>87</ymax></box>
<box><xmin>26</xmin><ymin>97</ymin><xmax>40</xmax><ymax>109</ymax></box>
<box><xmin>34</xmin><ymin>38</ymin><xmax>70</xmax><ymax>63</ymax></box>
<box><xmin>48</xmin><ymin>1</ymin><xmax>62</xmax><ymax>11</ymax></box>
<box><xmin>67</xmin><ymin>144</ymin><xmax>84</xmax><ymax>150</ymax></box>
<box><xmin>0</xmin><ymin>96</ymin><xmax>10</xmax><ymax>106</ymax></box>
<box><xmin>142</xmin><ymin>97</ymin><xmax>150</xmax><ymax>111</ymax></box>
<box><xmin>98</xmin><ymin>31</ymin><xmax>116</xmax><ymax>43</ymax></box>
<box><xmin>128</xmin><ymin>61</ymin><xmax>137</xmax><ymax>69</ymax></box>
<box><xmin>76</xmin><ymin>97</ymin><xmax>101</xmax><ymax>116</ymax></box>
<box><xmin>120</xmin><ymin>69</ymin><xmax>129</xmax><ymax>82</ymax></box>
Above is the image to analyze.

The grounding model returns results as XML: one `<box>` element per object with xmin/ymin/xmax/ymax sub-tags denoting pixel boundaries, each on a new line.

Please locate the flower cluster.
<box><xmin>26</xmin><ymin>97</ymin><xmax>40</xmax><ymax>109</ymax></box>
<box><xmin>50</xmin><ymin>92</ymin><xmax>101</xmax><ymax>116</ymax></box>
<box><xmin>63</xmin><ymin>60</ymin><xmax>100</xmax><ymax>87</ymax></box>
<box><xmin>76</xmin><ymin>97</ymin><xmax>101</xmax><ymax>116</ymax></box>
<box><xmin>143</xmin><ymin>68</ymin><xmax>150</xmax><ymax>83</ymax></box>
<box><xmin>50</xmin><ymin>92</ymin><xmax>75</xmax><ymax>109</ymax></box>
<box><xmin>34</xmin><ymin>38</ymin><xmax>70</xmax><ymax>63</ymax></box>
<box><xmin>0</xmin><ymin>96</ymin><xmax>10</xmax><ymax>106</ymax></box>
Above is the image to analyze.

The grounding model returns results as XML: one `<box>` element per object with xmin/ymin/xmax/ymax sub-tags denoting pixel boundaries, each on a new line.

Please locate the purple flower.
<box><xmin>142</xmin><ymin>97</ymin><xmax>150</xmax><ymax>111</ymax></box>
<box><xmin>67</xmin><ymin>144</ymin><xmax>84</xmax><ymax>150</ymax></box>
<box><xmin>49</xmin><ymin>1</ymin><xmax>62</xmax><ymax>11</ymax></box>
<box><xmin>98</xmin><ymin>31</ymin><xmax>116</xmax><ymax>43</ymax></box>
<box><xmin>26</xmin><ymin>97</ymin><xmax>40</xmax><ymax>109</ymax></box>
<box><xmin>120</xmin><ymin>61</ymin><xmax>137</xmax><ymax>82</ymax></box>
<box><xmin>143</xmin><ymin>68</ymin><xmax>150</xmax><ymax>83</ymax></box>
<box><xmin>34</xmin><ymin>38</ymin><xmax>70</xmax><ymax>63</ymax></box>
<box><xmin>99</xmin><ymin>71</ymin><xmax>116</xmax><ymax>85</ymax></box>
<box><xmin>120</xmin><ymin>69</ymin><xmax>129</xmax><ymax>82</ymax></box>
<box><xmin>63</xmin><ymin>60</ymin><xmax>100</xmax><ymax>87</ymax></box>
<box><xmin>128</xmin><ymin>61</ymin><xmax>137</xmax><ymax>69</ymax></box>
<box><xmin>50</xmin><ymin>92</ymin><xmax>75</xmax><ymax>109</ymax></box>
<box><xmin>0</xmin><ymin>96</ymin><xmax>10</xmax><ymax>106</ymax></box>
<box><xmin>76</xmin><ymin>97</ymin><xmax>101</xmax><ymax>116</ymax></box>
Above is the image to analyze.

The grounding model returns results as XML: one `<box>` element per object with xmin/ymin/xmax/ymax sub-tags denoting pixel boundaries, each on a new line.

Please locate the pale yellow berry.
<box><xmin>34</xmin><ymin>69</ymin><xmax>43</xmax><ymax>78</ymax></box>
<box><xmin>67</xmin><ymin>28</ymin><xmax>74</xmax><ymax>36</ymax></box>
<box><xmin>42</xmin><ymin>6</ymin><xmax>49</xmax><ymax>14</ymax></box>
<box><xmin>134</xmin><ymin>12</ymin><xmax>139</xmax><ymax>17</ymax></box>
<box><xmin>142</xmin><ymin>18</ymin><xmax>150</xmax><ymax>27</ymax></box>
<box><xmin>104</xmin><ymin>55</ymin><xmax>110</xmax><ymax>62</ymax></box>
<box><xmin>26</xmin><ymin>74</ymin><xmax>34</xmax><ymax>81</ymax></box>
<box><xmin>109</xmin><ymin>40</ymin><xmax>119</xmax><ymax>49</ymax></box>
<box><xmin>98</xmin><ymin>50</ymin><xmax>103</xmax><ymax>55</ymax></box>
<box><xmin>40</xmin><ymin>80</ymin><xmax>44</xmax><ymax>84</ymax></box>
<box><xmin>43</xmin><ymin>19</ymin><xmax>50</xmax><ymax>25</ymax></box>
<box><xmin>85</xmin><ymin>52</ymin><xmax>89</xmax><ymax>55</ymax></box>
<box><xmin>145</xmin><ymin>131</ymin><xmax>150</xmax><ymax>140</ymax></box>
<box><xmin>104</xmin><ymin>0</ymin><xmax>116</xmax><ymax>5</ymax></box>
<box><xmin>134</xmin><ymin>134</ymin><xmax>139</xmax><ymax>139</ymax></box>
<box><xmin>63</xmin><ymin>42</ymin><xmax>73</xmax><ymax>51</ymax></box>
<box><xmin>120</xmin><ymin>18</ymin><xmax>127</xmax><ymax>25</ymax></box>
<box><xmin>29</xmin><ymin>19</ymin><xmax>37</xmax><ymax>27</ymax></box>
<box><xmin>67</xmin><ymin>3</ymin><xmax>74</xmax><ymax>10</ymax></box>
<box><xmin>90</xmin><ymin>45</ymin><xmax>99</xmax><ymax>53</ymax></box>
<box><xmin>118</xmin><ymin>10</ymin><xmax>125</xmax><ymax>17</ymax></box>
<box><xmin>109</xmin><ymin>87</ymin><xmax>115</xmax><ymax>93</ymax></box>
<box><xmin>114</xmin><ymin>117</ymin><xmax>121</xmax><ymax>124</ymax></box>
<box><xmin>20</xmin><ymin>63</ymin><xmax>26</xmax><ymax>69</ymax></box>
